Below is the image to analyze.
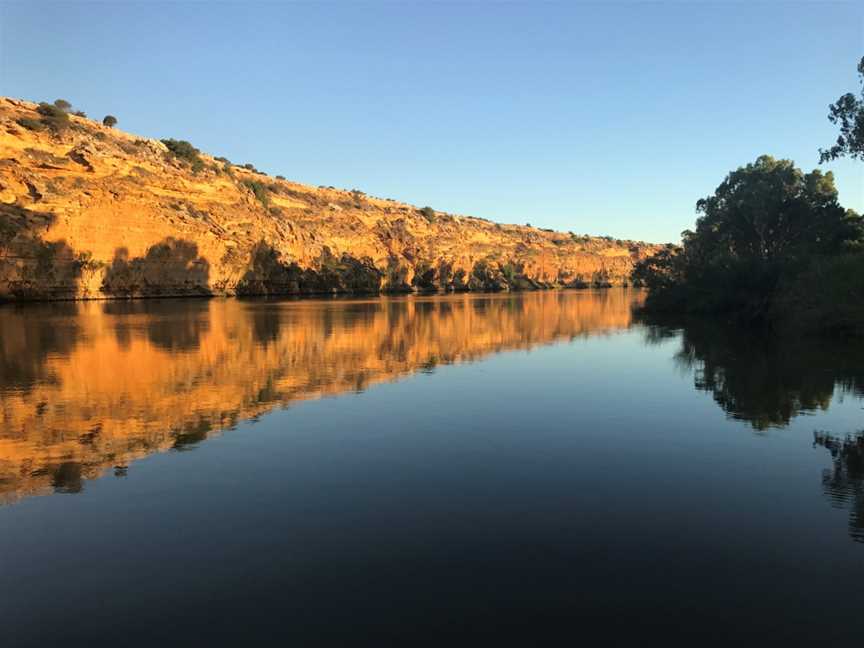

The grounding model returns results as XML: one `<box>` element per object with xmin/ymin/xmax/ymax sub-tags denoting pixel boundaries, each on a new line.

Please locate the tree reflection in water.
<box><xmin>639</xmin><ymin>316</ymin><xmax>864</xmax><ymax>430</ymax></box>
<box><xmin>639</xmin><ymin>312</ymin><xmax>864</xmax><ymax>542</ymax></box>
<box><xmin>813</xmin><ymin>431</ymin><xmax>864</xmax><ymax>543</ymax></box>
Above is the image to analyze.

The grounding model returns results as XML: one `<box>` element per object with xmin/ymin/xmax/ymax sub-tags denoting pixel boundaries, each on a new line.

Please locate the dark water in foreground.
<box><xmin>1</xmin><ymin>290</ymin><xmax>862</xmax><ymax>646</ymax></box>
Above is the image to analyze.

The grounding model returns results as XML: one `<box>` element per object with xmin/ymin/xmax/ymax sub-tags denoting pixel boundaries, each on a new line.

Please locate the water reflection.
<box><xmin>0</xmin><ymin>290</ymin><xmax>636</xmax><ymax>502</ymax></box>
<box><xmin>814</xmin><ymin>431</ymin><xmax>864</xmax><ymax>543</ymax></box>
<box><xmin>4</xmin><ymin>292</ymin><xmax>864</xmax><ymax>645</ymax></box>
<box><xmin>4</xmin><ymin>290</ymin><xmax>864</xmax><ymax>548</ymax></box>
<box><xmin>639</xmin><ymin>314</ymin><xmax>864</xmax><ymax>543</ymax></box>
<box><xmin>639</xmin><ymin>317</ymin><xmax>864</xmax><ymax>430</ymax></box>
<box><xmin>0</xmin><ymin>302</ymin><xmax>81</xmax><ymax>391</ymax></box>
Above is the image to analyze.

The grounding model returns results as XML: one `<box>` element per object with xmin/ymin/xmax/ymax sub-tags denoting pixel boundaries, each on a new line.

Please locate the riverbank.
<box><xmin>630</xmin><ymin>156</ymin><xmax>863</xmax><ymax>337</ymax></box>
<box><xmin>635</xmin><ymin>252</ymin><xmax>864</xmax><ymax>337</ymax></box>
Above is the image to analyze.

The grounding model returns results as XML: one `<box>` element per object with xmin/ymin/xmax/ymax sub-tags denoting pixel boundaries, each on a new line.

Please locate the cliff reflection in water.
<box><xmin>0</xmin><ymin>290</ymin><xmax>637</xmax><ymax>503</ymax></box>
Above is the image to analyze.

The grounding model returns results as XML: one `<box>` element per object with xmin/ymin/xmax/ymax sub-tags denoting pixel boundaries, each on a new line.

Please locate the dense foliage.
<box><xmin>419</xmin><ymin>206</ymin><xmax>436</xmax><ymax>223</ymax></box>
<box><xmin>18</xmin><ymin>102</ymin><xmax>73</xmax><ymax>133</ymax></box>
<box><xmin>241</xmin><ymin>179</ymin><xmax>271</xmax><ymax>207</ymax></box>
<box><xmin>161</xmin><ymin>138</ymin><xmax>204</xmax><ymax>173</ymax></box>
<box><xmin>161</xmin><ymin>138</ymin><xmax>199</xmax><ymax>161</ymax></box>
<box><xmin>820</xmin><ymin>56</ymin><xmax>864</xmax><ymax>162</ymax></box>
<box><xmin>632</xmin><ymin>155</ymin><xmax>863</xmax><ymax>330</ymax></box>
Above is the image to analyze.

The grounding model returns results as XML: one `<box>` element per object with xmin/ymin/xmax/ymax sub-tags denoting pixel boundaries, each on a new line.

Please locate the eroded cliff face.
<box><xmin>0</xmin><ymin>97</ymin><xmax>661</xmax><ymax>300</ymax></box>
<box><xmin>0</xmin><ymin>290</ymin><xmax>640</xmax><ymax>502</ymax></box>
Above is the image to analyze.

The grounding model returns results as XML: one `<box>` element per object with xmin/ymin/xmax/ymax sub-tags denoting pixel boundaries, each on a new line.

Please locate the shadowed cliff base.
<box><xmin>102</xmin><ymin>238</ymin><xmax>211</xmax><ymax>298</ymax></box>
<box><xmin>0</xmin><ymin>290</ymin><xmax>639</xmax><ymax>503</ymax></box>
<box><xmin>1</xmin><ymin>225</ymin><xmax>646</xmax><ymax>302</ymax></box>
<box><xmin>235</xmin><ymin>242</ymin><xmax>385</xmax><ymax>297</ymax></box>
<box><xmin>233</xmin><ymin>242</ymin><xmax>619</xmax><ymax>298</ymax></box>
<box><xmin>0</xmin><ymin>204</ymin><xmax>98</xmax><ymax>301</ymax></box>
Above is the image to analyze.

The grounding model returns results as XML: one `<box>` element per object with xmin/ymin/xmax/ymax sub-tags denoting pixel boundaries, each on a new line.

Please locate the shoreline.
<box><xmin>0</xmin><ymin>283</ymin><xmax>635</xmax><ymax>306</ymax></box>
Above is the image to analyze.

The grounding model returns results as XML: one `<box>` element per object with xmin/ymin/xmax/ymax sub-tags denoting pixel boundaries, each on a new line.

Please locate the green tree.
<box><xmin>419</xmin><ymin>206</ymin><xmax>436</xmax><ymax>223</ymax></box>
<box><xmin>53</xmin><ymin>99</ymin><xmax>72</xmax><ymax>112</ymax></box>
<box><xmin>632</xmin><ymin>155</ymin><xmax>861</xmax><ymax>317</ymax></box>
<box><xmin>16</xmin><ymin>117</ymin><xmax>43</xmax><ymax>131</ymax></box>
<box><xmin>630</xmin><ymin>245</ymin><xmax>682</xmax><ymax>289</ymax></box>
<box><xmin>161</xmin><ymin>139</ymin><xmax>199</xmax><ymax>161</ymax></box>
<box><xmin>241</xmin><ymin>179</ymin><xmax>271</xmax><ymax>207</ymax></box>
<box><xmin>690</xmin><ymin>155</ymin><xmax>853</xmax><ymax>263</ymax></box>
<box><xmin>103</xmin><ymin>115</ymin><xmax>118</xmax><ymax>127</ymax></box>
<box><xmin>161</xmin><ymin>139</ymin><xmax>206</xmax><ymax>174</ymax></box>
<box><xmin>36</xmin><ymin>102</ymin><xmax>70</xmax><ymax>132</ymax></box>
<box><xmin>820</xmin><ymin>56</ymin><xmax>864</xmax><ymax>162</ymax></box>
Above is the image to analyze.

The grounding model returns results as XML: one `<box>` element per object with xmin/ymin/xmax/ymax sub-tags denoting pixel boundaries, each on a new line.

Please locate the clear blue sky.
<box><xmin>1</xmin><ymin>1</ymin><xmax>861</xmax><ymax>243</ymax></box>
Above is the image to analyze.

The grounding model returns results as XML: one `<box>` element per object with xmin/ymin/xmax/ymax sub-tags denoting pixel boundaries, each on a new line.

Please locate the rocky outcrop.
<box><xmin>0</xmin><ymin>97</ymin><xmax>662</xmax><ymax>301</ymax></box>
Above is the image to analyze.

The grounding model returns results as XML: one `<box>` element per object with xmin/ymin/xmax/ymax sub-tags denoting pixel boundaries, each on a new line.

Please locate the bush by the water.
<box><xmin>632</xmin><ymin>155</ymin><xmax>863</xmax><ymax>333</ymax></box>
<box><xmin>773</xmin><ymin>253</ymin><xmax>864</xmax><ymax>335</ymax></box>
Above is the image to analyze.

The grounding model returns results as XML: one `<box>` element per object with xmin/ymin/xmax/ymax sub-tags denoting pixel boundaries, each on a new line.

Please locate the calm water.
<box><xmin>1</xmin><ymin>289</ymin><xmax>862</xmax><ymax>645</ymax></box>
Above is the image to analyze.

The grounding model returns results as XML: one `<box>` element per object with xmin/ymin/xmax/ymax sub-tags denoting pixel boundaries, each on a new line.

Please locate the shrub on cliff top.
<box><xmin>103</xmin><ymin>115</ymin><xmax>117</xmax><ymax>127</ymax></box>
<box><xmin>16</xmin><ymin>117</ymin><xmax>44</xmax><ymax>132</ymax></box>
<box><xmin>162</xmin><ymin>139</ymin><xmax>207</xmax><ymax>173</ymax></box>
<box><xmin>161</xmin><ymin>139</ymin><xmax>200</xmax><ymax>162</ymax></box>
<box><xmin>53</xmin><ymin>99</ymin><xmax>72</xmax><ymax>112</ymax></box>
<box><xmin>36</xmin><ymin>102</ymin><xmax>70</xmax><ymax>132</ymax></box>
<box><xmin>419</xmin><ymin>206</ymin><xmax>436</xmax><ymax>223</ymax></box>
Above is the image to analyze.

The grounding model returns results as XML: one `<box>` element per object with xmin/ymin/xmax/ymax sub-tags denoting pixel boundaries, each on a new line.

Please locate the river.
<box><xmin>1</xmin><ymin>289</ymin><xmax>862</xmax><ymax>645</ymax></box>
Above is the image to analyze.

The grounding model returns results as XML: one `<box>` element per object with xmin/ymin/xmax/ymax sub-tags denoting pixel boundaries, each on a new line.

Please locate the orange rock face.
<box><xmin>0</xmin><ymin>98</ymin><xmax>662</xmax><ymax>300</ymax></box>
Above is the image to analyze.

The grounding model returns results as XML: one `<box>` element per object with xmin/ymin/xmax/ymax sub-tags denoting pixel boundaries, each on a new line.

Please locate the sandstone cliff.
<box><xmin>0</xmin><ymin>97</ymin><xmax>661</xmax><ymax>300</ymax></box>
